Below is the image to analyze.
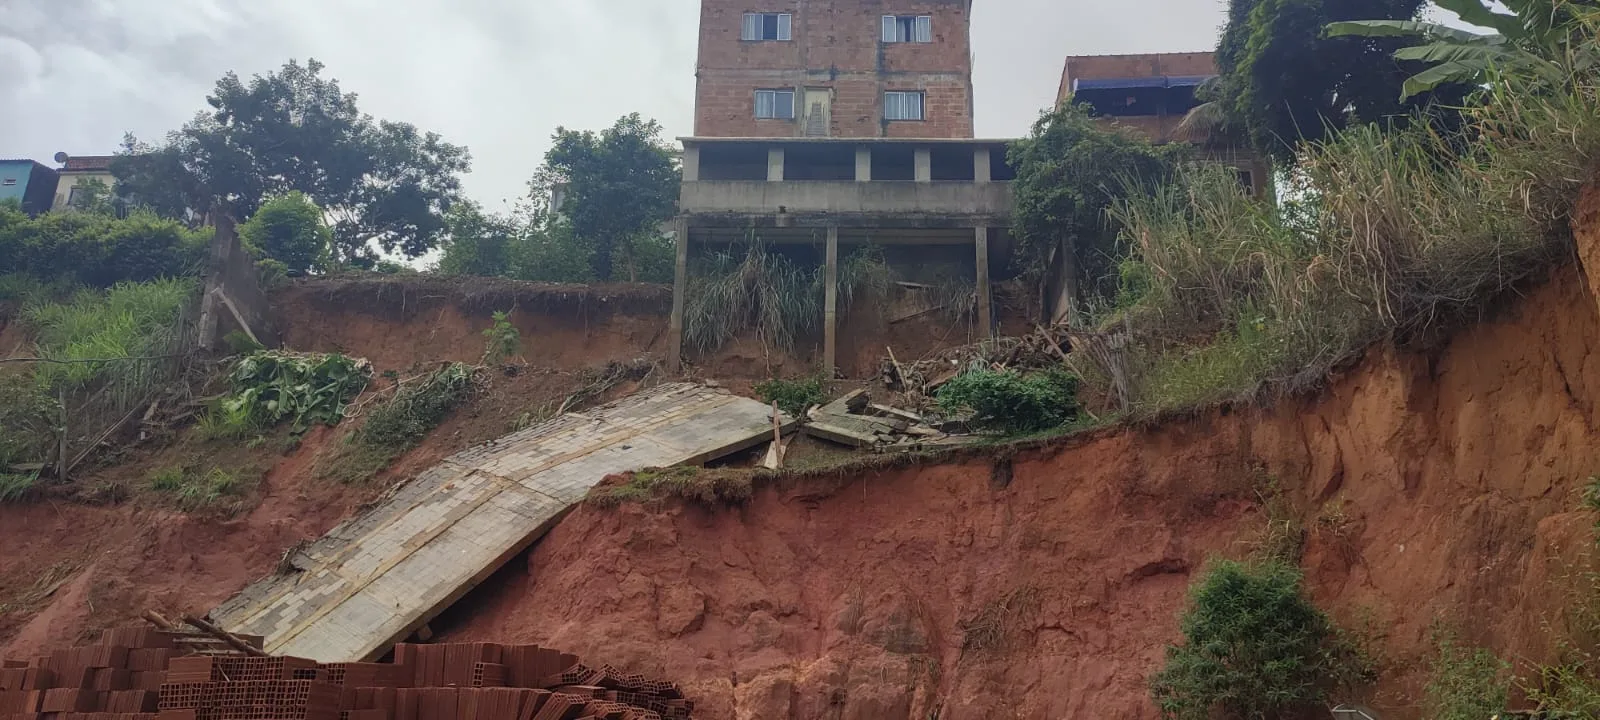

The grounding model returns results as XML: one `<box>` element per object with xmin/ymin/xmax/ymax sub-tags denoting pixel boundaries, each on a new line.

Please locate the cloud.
<box><xmin>0</xmin><ymin>0</ymin><xmax>1227</xmax><ymax>203</ymax></box>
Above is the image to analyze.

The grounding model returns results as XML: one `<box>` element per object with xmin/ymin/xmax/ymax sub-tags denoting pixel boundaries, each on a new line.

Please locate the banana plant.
<box><xmin>1326</xmin><ymin>0</ymin><xmax>1595</xmax><ymax>100</ymax></box>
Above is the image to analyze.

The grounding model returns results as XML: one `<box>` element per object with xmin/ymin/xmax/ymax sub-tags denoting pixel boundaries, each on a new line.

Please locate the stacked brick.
<box><xmin>0</xmin><ymin>626</ymin><xmax>179</xmax><ymax>720</ymax></box>
<box><xmin>7</xmin><ymin>633</ymin><xmax>689</xmax><ymax>720</ymax></box>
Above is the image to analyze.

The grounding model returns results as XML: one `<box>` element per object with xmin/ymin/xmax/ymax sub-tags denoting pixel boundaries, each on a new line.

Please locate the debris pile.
<box><xmin>802</xmin><ymin>389</ymin><xmax>975</xmax><ymax>451</ymax></box>
<box><xmin>1</xmin><ymin>630</ymin><xmax>693</xmax><ymax>720</ymax></box>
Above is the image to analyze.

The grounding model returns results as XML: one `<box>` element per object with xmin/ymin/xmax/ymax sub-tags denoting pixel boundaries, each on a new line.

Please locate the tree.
<box><xmin>112</xmin><ymin>59</ymin><xmax>471</xmax><ymax>267</ymax></box>
<box><xmin>539</xmin><ymin>114</ymin><xmax>679</xmax><ymax>281</ymax></box>
<box><xmin>1207</xmin><ymin>0</ymin><xmax>1457</xmax><ymax>164</ymax></box>
<box><xmin>1150</xmin><ymin>559</ymin><xmax>1367</xmax><ymax>720</ymax></box>
<box><xmin>436</xmin><ymin>201</ymin><xmax>596</xmax><ymax>283</ymax></box>
<box><xmin>239</xmin><ymin>192</ymin><xmax>333</xmax><ymax>274</ymax></box>
<box><xmin>1327</xmin><ymin>0</ymin><xmax>1594</xmax><ymax>99</ymax></box>
<box><xmin>1008</xmin><ymin>104</ymin><xmax>1180</xmax><ymax>322</ymax></box>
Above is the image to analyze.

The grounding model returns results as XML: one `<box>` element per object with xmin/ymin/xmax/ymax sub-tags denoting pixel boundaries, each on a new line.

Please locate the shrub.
<box><xmin>1424</xmin><ymin>630</ymin><xmax>1509</xmax><ymax>720</ymax></box>
<box><xmin>240</xmin><ymin>192</ymin><xmax>332</xmax><ymax>275</ymax></box>
<box><xmin>936</xmin><ymin>367</ymin><xmax>1079</xmax><ymax>434</ymax></box>
<box><xmin>148</xmin><ymin>465</ymin><xmax>250</xmax><ymax>512</ymax></box>
<box><xmin>358</xmin><ymin>363</ymin><xmax>479</xmax><ymax>450</ymax></box>
<box><xmin>23</xmin><ymin>278</ymin><xmax>195</xmax><ymax>389</ymax></box>
<box><xmin>2</xmin><ymin>210</ymin><xmax>205</xmax><ymax>287</ymax></box>
<box><xmin>0</xmin><ymin>471</ymin><xmax>41</xmax><ymax>503</ymax></box>
<box><xmin>754</xmin><ymin>376</ymin><xmax>825</xmax><ymax>417</ymax></box>
<box><xmin>220</xmin><ymin>352</ymin><xmax>371</xmax><ymax>432</ymax></box>
<box><xmin>1150</xmin><ymin>559</ymin><xmax>1368</xmax><ymax>720</ymax></box>
<box><xmin>481</xmin><ymin>311</ymin><xmax>521</xmax><ymax>365</ymax></box>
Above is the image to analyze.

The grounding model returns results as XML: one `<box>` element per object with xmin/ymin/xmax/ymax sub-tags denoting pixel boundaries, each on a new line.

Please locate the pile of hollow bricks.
<box><xmin>5</xmin><ymin>631</ymin><xmax>692</xmax><ymax>720</ymax></box>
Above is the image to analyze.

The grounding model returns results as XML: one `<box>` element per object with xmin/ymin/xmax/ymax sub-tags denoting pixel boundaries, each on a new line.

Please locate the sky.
<box><xmin>0</xmin><ymin>0</ymin><xmax>1232</xmax><ymax>207</ymax></box>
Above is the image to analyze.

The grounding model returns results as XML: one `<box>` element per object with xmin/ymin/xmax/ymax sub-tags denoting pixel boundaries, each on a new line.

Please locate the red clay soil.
<box><xmin>436</xmin><ymin>260</ymin><xmax>1600</xmax><ymax>720</ymax></box>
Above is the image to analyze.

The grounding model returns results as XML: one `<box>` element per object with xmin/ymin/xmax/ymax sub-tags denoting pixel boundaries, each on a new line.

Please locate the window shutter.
<box><xmin>756</xmin><ymin>91</ymin><xmax>773</xmax><ymax>119</ymax></box>
<box><xmin>915</xmin><ymin>16</ymin><xmax>932</xmax><ymax>42</ymax></box>
<box><xmin>742</xmin><ymin>13</ymin><xmax>760</xmax><ymax>41</ymax></box>
<box><xmin>882</xmin><ymin>16</ymin><xmax>898</xmax><ymax>42</ymax></box>
<box><xmin>777</xmin><ymin>13</ymin><xmax>792</xmax><ymax>41</ymax></box>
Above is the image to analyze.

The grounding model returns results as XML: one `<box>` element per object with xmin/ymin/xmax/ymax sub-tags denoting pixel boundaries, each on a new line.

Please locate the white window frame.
<box><xmin>882</xmin><ymin>15</ymin><xmax>932</xmax><ymax>43</ymax></box>
<box><xmin>883</xmin><ymin>91</ymin><xmax>926</xmax><ymax>121</ymax></box>
<box><xmin>755</xmin><ymin>89</ymin><xmax>797</xmax><ymax>120</ymax></box>
<box><xmin>742</xmin><ymin>12</ymin><xmax>792</xmax><ymax>41</ymax></box>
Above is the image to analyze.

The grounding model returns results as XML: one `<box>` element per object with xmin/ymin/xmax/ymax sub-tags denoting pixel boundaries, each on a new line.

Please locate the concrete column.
<box><xmin>682</xmin><ymin>144</ymin><xmax>701</xmax><ymax>182</ymax></box>
<box><xmin>914</xmin><ymin>147</ymin><xmax>932</xmax><ymax>183</ymax></box>
<box><xmin>667</xmin><ymin>216</ymin><xmax>690</xmax><ymax>372</ymax></box>
<box><xmin>974</xmin><ymin>147</ymin><xmax>992</xmax><ymax>184</ymax></box>
<box><xmin>975</xmin><ymin>226</ymin><xmax>993</xmax><ymax>339</ymax></box>
<box><xmin>824</xmin><ymin>226</ymin><xmax>839</xmax><ymax>377</ymax></box>
<box><xmin>767</xmin><ymin>147</ymin><xmax>785</xmax><ymax>182</ymax></box>
<box><xmin>855</xmin><ymin>146</ymin><xmax>872</xmax><ymax>182</ymax></box>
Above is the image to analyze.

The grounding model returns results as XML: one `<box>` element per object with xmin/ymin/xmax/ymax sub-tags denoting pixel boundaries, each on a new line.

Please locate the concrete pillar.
<box><xmin>767</xmin><ymin>147</ymin><xmax>785</xmax><ymax>182</ymax></box>
<box><xmin>974</xmin><ymin>147</ymin><xmax>991</xmax><ymax>184</ymax></box>
<box><xmin>667</xmin><ymin>216</ymin><xmax>690</xmax><ymax>372</ymax></box>
<box><xmin>682</xmin><ymin>144</ymin><xmax>701</xmax><ymax>182</ymax></box>
<box><xmin>914</xmin><ymin>147</ymin><xmax>932</xmax><ymax>183</ymax></box>
<box><xmin>824</xmin><ymin>226</ymin><xmax>839</xmax><ymax>377</ymax></box>
<box><xmin>975</xmin><ymin>226</ymin><xmax>992</xmax><ymax>339</ymax></box>
<box><xmin>855</xmin><ymin>146</ymin><xmax>872</xmax><ymax>182</ymax></box>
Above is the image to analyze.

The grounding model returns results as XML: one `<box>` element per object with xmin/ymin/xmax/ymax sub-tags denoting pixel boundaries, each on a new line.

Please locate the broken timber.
<box><xmin>212</xmin><ymin>383</ymin><xmax>788</xmax><ymax>662</ymax></box>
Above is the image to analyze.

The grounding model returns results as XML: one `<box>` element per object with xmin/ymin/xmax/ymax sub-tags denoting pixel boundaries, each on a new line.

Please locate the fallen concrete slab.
<box><xmin>211</xmin><ymin>383</ymin><xmax>783</xmax><ymax>662</ymax></box>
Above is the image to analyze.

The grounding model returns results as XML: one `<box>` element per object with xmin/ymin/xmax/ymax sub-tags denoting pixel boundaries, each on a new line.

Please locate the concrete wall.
<box><xmin>695</xmin><ymin>0</ymin><xmax>974</xmax><ymax>138</ymax></box>
<box><xmin>681</xmin><ymin>179</ymin><xmax>1011</xmax><ymax>216</ymax></box>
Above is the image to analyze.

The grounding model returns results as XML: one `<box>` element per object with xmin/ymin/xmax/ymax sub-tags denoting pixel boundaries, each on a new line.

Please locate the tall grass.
<box><xmin>23</xmin><ymin>278</ymin><xmax>195</xmax><ymax>389</ymax></box>
<box><xmin>1101</xmin><ymin>37</ymin><xmax>1600</xmax><ymax>414</ymax></box>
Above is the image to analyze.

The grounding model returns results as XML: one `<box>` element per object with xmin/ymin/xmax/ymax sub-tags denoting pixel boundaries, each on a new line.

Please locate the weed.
<box><xmin>1424</xmin><ymin>627</ymin><xmax>1510</xmax><ymax>720</ymax></box>
<box><xmin>588</xmin><ymin>466</ymin><xmax>756</xmax><ymax>508</ymax></box>
<box><xmin>220</xmin><ymin>351</ymin><xmax>371</xmax><ymax>432</ymax></box>
<box><xmin>936</xmin><ymin>367</ymin><xmax>1079</xmax><ymax>435</ymax></box>
<box><xmin>754</xmin><ymin>376</ymin><xmax>825</xmax><ymax>417</ymax></box>
<box><xmin>147</xmin><ymin>465</ymin><xmax>253</xmax><ymax>513</ymax></box>
<box><xmin>0</xmin><ymin>471</ymin><xmax>41</xmax><ymax>503</ymax></box>
<box><xmin>481</xmin><ymin>310</ymin><xmax>520</xmax><ymax>365</ymax></box>
<box><xmin>1149</xmin><ymin>558</ymin><xmax>1370</xmax><ymax>720</ymax></box>
<box><xmin>222</xmin><ymin>330</ymin><xmax>265</xmax><ymax>355</ymax></box>
<box><xmin>319</xmin><ymin>363</ymin><xmax>480</xmax><ymax>484</ymax></box>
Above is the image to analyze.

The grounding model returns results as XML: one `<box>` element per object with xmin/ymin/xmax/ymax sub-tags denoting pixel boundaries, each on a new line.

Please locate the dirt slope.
<box><xmin>436</xmin><ymin>260</ymin><xmax>1600</xmax><ymax>718</ymax></box>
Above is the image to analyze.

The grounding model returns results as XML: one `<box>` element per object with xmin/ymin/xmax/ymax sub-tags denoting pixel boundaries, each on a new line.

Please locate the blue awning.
<box><xmin>1074</xmin><ymin>74</ymin><xmax>1215</xmax><ymax>92</ymax></box>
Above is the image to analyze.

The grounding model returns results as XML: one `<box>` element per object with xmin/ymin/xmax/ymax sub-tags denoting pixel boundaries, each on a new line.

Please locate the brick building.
<box><xmin>669</xmin><ymin>0</ymin><xmax>1011</xmax><ymax>375</ymax></box>
<box><xmin>694</xmin><ymin>0</ymin><xmax>976</xmax><ymax>139</ymax></box>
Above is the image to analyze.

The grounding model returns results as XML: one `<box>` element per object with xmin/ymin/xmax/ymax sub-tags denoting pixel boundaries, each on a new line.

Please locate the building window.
<box><xmin>755</xmin><ymin>89</ymin><xmax>796</xmax><ymax>120</ymax></box>
<box><xmin>884</xmin><ymin>91</ymin><xmax>926</xmax><ymax>121</ymax></box>
<box><xmin>882</xmin><ymin>15</ymin><xmax>932</xmax><ymax>43</ymax></box>
<box><xmin>742</xmin><ymin>12</ymin><xmax>792</xmax><ymax>41</ymax></box>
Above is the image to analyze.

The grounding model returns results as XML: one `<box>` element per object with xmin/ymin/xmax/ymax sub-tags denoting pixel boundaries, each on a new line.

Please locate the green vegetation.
<box><xmin>1424</xmin><ymin>629</ymin><xmax>1509</xmax><ymax>720</ymax></box>
<box><xmin>0</xmin><ymin>471</ymin><xmax>41</xmax><ymax>503</ymax></box>
<box><xmin>0</xmin><ymin>202</ymin><xmax>208</xmax><ymax>288</ymax></box>
<box><xmin>214</xmin><ymin>352</ymin><xmax>371</xmax><ymax>436</ymax></box>
<box><xmin>481</xmin><ymin>311</ymin><xmax>521</xmax><ymax>365</ymax></box>
<box><xmin>114</xmin><ymin>59</ymin><xmax>469</xmax><ymax>267</ymax></box>
<box><xmin>588</xmin><ymin>466</ymin><xmax>756</xmax><ymax>509</ymax></box>
<box><xmin>1150</xmin><ymin>559</ymin><xmax>1370</xmax><ymax>720</ymax></box>
<box><xmin>239</xmin><ymin>192</ymin><xmax>333</xmax><ymax>275</ymax></box>
<box><xmin>148</xmin><ymin>464</ymin><xmax>252</xmax><ymax>512</ymax></box>
<box><xmin>682</xmin><ymin>242</ymin><xmax>890</xmax><ymax>355</ymax></box>
<box><xmin>937</xmin><ymin>368</ymin><xmax>1079</xmax><ymax>435</ymax></box>
<box><xmin>319</xmin><ymin>363</ymin><xmax>479</xmax><ymax>484</ymax></box>
<box><xmin>754</xmin><ymin>376</ymin><xmax>826</xmax><ymax>417</ymax></box>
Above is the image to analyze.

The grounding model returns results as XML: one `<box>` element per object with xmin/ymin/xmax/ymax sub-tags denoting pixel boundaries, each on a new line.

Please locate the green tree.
<box><xmin>239</xmin><ymin>192</ymin><xmax>332</xmax><ymax>274</ymax></box>
<box><xmin>1327</xmin><ymin>0</ymin><xmax>1597</xmax><ymax>99</ymax></box>
<box><xmin>112</xmin><ymin>59</ymin><xmax>471</xmax><ymax>267</ymax></box>
<box><xmin>436</xmin><ymin>201</ymin><xmax>523</xmax><ymax>278</ymax></box>
<box><xmin>1008</xmin><ymin>104</ymin><xmax>1180</xmax><ymax>322</ymax></box>
<box><xmin>1207</xmin><ymin>0</ymin><xmax>1452</xmax><ymax>164</ymax></box>
<box><xmin>1150</xmin><ymin>559</ymin><xmax>1364</xmax><ymax>720</ymax></box>
<box><xmin>539</xmin><ymin>113</ymin><xmax>679</xmax><ymax>281</ymax></box>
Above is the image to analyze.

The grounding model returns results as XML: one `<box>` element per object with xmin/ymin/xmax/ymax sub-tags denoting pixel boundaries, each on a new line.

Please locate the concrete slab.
<box><xmin>211</xmin><ymin>383</ymin><xmax>782</xmax><ymax>662</ymax></box>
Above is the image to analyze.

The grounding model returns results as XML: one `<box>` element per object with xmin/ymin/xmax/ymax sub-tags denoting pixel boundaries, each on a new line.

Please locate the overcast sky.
<box><xmin>0</xmin><ymin>0</ymin><xmax>1230</xmax><ymax>206</ymax></box>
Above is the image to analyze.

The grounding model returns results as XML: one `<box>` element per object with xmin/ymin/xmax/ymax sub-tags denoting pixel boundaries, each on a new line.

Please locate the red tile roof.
<box><xmin>61</xmin><ymin>155</ymin><xmax>115</xmax><ymax>172</ymax></box>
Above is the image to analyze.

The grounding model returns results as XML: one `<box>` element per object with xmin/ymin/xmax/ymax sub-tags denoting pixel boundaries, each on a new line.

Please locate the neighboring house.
<box><xmin>1058</xmin><ymin>52</ymin><xmax>1271</xmax><ymax>197</ymax></box>
<box><xmin>0</xmin><ymin>159</ymin><xmax>60</xmax><ymax>216</ymax></box>
<box><xmin>671</xmin><ymin>0</ymin><xmax>1016</xmax><ymax>373</ymax></box>
<box><xmin>52</xmin><ymin>153</ymin><xmax>118</xmax><ymax>211</ymax></box>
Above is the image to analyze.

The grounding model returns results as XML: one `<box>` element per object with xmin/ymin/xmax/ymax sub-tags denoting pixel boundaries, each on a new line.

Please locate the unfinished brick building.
<box><xmin>671</xmin><ymin>0</ymin><xmax>1013</xmax><ymax>374</ymax></box>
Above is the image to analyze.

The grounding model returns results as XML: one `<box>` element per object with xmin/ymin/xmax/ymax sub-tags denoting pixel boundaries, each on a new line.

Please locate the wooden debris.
<box><xmin>802</xmin><ymin>389</ymin><xmax>971</xmax><ymax>451</ymax></box>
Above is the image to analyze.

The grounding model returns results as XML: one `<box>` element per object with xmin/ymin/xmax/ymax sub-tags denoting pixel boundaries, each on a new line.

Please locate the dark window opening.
<box><xmin>699</xmin><ymin>144</ymin><xmax>770</xmax><ymax>181</ymax></box>
<box><xmin>785</xmin><ymin>144</ymin><xmax>856</xmax><ymax>181</ymax></box>
<box><xmin>929</xmin><ymin>146</ymin><xmax>975</xmax><ymax>181</ymax></box>
<box><xmin>1236</xmin><ymin>169</ymin><xmax>1255</xmax><ymax>195</ymax></box>
<box><xmin>742</xmin><ymin>13</ymin><xmax>792</xmax><ymax>41</ymax></box>
<box><xmin>1075</xmin><ymin>84</ymin><xmax>1202</xmax><ymax>119</ymax></box>
<box><xmin>990</xmin><ymin>149</ymin><xmax>1018</xmax><ymax>182</ymax></box>
<box><xmin>871</xmin><ymin>145</ymin><xmax>916</xmax><ymax>181</ymax></box>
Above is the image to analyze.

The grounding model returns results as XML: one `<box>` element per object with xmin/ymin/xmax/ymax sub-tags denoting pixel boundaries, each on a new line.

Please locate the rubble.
<box><xmin>0</xmin><ymin>627</ymin><xmax>694</xmax><ymax>720</ymax></box>
<box><xmin>801</xmin><ymin>389</ymin><xmax>977</xmax><ymax>451</ymax></box>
